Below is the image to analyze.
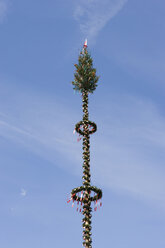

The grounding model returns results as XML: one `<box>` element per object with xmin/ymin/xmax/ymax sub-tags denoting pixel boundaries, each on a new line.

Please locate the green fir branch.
<box><xmin>72</xmin><ymin>48</ymin><xmax>99</xmax><ymax>93</ymax></box>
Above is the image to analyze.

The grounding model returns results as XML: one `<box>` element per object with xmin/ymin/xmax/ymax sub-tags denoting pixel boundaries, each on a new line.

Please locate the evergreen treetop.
<box><xmin>72</xmin><ymin>47</ymin><xmax>99</xmax><ymax>94</ymax></box>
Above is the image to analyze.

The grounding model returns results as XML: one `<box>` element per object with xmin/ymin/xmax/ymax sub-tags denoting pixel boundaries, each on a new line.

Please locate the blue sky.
<box><xmin>0</xmin><ymin>0</ymin><xmax>165</xmax><ymax>247</ymax></box>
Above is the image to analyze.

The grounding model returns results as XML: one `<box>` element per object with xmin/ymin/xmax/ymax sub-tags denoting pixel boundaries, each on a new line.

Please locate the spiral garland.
<box><xmin>82</xmin><ymin>90</ymin><xmax>93</xmax><ymax>247</ymax></box>
<box><xmin>68</xmin><ymin>43</ymin><xmax>102</xmax><ymax>248</ymax></box>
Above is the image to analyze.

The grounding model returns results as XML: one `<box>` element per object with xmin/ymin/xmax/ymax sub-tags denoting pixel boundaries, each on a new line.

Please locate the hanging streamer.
<box><xmin>80</xmin><ymin>191</ymin><xmax>83</xmax><ymax>201</ymax></box>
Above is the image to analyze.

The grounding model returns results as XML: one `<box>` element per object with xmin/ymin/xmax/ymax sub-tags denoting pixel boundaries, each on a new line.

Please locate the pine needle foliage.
<box><xmin>72</xmin><ymin>48</ymin><xmax>99</xmax><ymax>93</ymax></box>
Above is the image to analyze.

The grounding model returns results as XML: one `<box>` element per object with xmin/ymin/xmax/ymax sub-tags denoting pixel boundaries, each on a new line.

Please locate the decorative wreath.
<box><xmin>75</xmin><ymin>121</ymin><xmax>97</xmax><ymax>136</ymax></box>
<box><xmin>71</xmin><ymin>185</ymin><xmax>102</xmax><ymax>202</ymax></box>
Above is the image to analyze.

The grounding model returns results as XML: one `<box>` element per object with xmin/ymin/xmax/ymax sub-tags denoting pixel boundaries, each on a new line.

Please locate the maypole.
<box><xmin>68</xmin><ymin>40</ymin><xmax>102</xmax><ymax>248</ymax></box>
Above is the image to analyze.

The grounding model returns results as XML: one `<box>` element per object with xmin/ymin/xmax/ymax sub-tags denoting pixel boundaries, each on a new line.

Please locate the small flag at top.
<box><xmin>84</xmin><ymin>39</ymin><xmax>87</xmax><ymax>48</ymax></box>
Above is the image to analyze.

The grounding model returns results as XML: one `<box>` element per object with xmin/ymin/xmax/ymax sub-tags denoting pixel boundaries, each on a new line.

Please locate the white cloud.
<box><xmin>0</xmin><ymin>0</ymin><xmax>8</xmax><ymax>22</ymax></box>
<box><xmin>109</xmin><ymin>47</ymin><xmax>165</xmax><ymax>86</ymax></box>
<box><xmin>0</xmin><ymin>83</ymin><xmax>165</xmax><ymax>210</ymax></box>
<box><xmin>91</xmin><ymin>95</ymin><xmax>165</xmax><ymax>209</ymax></box>
<box><xmin>73</xmin><ymin>0</ymin><xmax>128</xmax><ymax>41</ymax></box>
<box><xmin>0</xmin><ymin>84</ymin><xmax>82</xmax><ymax>175</ymax></box>
<box><xmin>20</xmin><ymin>188</ymin><xmax>27</xmax><ymax>197</ymax></box>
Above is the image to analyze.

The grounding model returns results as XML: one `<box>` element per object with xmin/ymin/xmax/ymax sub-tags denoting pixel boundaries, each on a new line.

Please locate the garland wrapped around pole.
<box><xmin>68</xmin><ymin>40</ymin><xmax>102</xmax><ymax>248</ymax></box>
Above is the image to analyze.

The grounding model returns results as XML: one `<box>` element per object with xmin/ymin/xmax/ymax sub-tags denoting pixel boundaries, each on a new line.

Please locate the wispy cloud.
<box><xmin>0</xmin><ymin>83</ymin><xmax>82</xmax><ymax>175</ymax></box>
<box><xmin>0</xmin><ymin>82</ymin><xmax>165</xmax><ymax>209</ymax></box>
<box><xmin>73</xmin><ymin>0</ymin><xmax>128</xmax><ymax>41</ymax></box>
<box><xmin>0</xmin><ymin>0</ymin><xmax>8</xmax><ymax>22</ymax></box>
<box><xmin>20</xmin><ymin>188</ymin><xmax>27</xmax><ymax>197</ymax></box>
<box><xmin>0</xmin><ymin>116</ymin><xmax>82</xmax><ymax>174</ymax></box>
<box><xmin>92</xmin><ymin>96</ymin><xmax>165</xmax><ymax>209</ymax></box>
<box><xmin>109</xmin><ymin>47</ymin><xmax>165</xmax><ymax>86</ymax></box>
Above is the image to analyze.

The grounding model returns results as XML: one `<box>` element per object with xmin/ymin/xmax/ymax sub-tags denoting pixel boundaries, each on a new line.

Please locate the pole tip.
<box><xmin>83</xmin><ymin>39</ymin><xmax>87</xmax><ymax>48</ymax></box>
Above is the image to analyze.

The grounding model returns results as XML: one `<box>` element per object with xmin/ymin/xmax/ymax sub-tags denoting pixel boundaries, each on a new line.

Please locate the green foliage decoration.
<box><xmin>68</xmin><ymin>43</ymin><xmax>102</xmax><ymax>248</ymax></box>
<box><xmin>72</xmin><ymin>48</ymin><xmax>99</xmax><ymax>93</ymax></box>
